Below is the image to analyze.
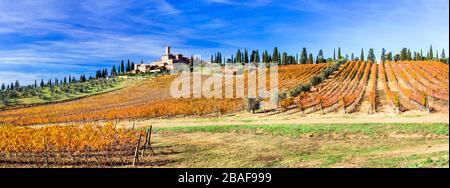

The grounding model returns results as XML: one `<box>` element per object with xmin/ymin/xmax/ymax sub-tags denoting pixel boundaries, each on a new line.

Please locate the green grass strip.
<box><xmin>153</xmin><ymin>123</ymin><xmax>449</xmax><ymax>137</ymax></box>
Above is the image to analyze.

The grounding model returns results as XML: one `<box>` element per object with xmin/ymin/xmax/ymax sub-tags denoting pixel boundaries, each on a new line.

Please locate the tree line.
<box><xmin>210</xmin><ymin>47</ymin><xmax>329</xmax><ymax>65</ymax></box>
<box><xmin>209</xmin><ymin>45</ymin><xmax>448</xmax><ymax>65</ymax></box>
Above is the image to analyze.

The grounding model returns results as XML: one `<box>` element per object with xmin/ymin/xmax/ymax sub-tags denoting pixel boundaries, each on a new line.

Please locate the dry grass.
<box><xmin>134</xmin><ymin>123</ymin><xmax>449</xmax><ymax>168</ymax></box>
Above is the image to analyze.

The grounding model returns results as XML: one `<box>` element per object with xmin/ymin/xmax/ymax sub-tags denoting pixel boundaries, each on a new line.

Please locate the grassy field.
<box><xmin>137</xmin><ymin>123</ymin><xmax>449</xmax><ymax>168</ymax></box>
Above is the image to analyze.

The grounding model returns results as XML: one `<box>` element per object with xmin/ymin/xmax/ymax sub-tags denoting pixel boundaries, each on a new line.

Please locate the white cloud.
<box><xmin>0</xmin><ymin>0</ymin><xmax>447</xmax><ymax>84</ymax></box>
<box><xmin>205</xmin><ymin>0</ymin><xmax>237</xmax><ymax>5</ymax></box>
<box><xmin>155</xmin><ymin>0</ymin><xmax>181</xmax><ymax>14</ymax></box>
<box><xmin>204</xmin><ymin>0</ymin><xmax>272</xmax><ymax>6</ymax></box>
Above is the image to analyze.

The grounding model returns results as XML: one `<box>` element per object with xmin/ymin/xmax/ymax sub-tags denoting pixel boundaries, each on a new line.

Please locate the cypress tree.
<box><xmin>368</xmin><ymin>48</ymin><xmax>375</xmax><ymax>62</ymax></box>
<box><xmin>250</xmin><ymin>50</ymin><xmax>255</xmax><ymax>63</ymax></box>
<box><xmin>360</xmin><ymin>49</ymin><xmax>365</xmax><ymax>61</ymax></box>
<box><xmin>333</xmin><ymin>48</ymin><xmax>336</xmax><ymax>61</ymax></box>
<box><xmin>1</xmin><ymin>83</ymin><xmax>5</xmax><ymax>91</ymax></box>
<box><xmin>318</xmin><ymin>49</ymin><xmax>324</xmax><ymax>63</ymax></box>
<box><xmin>120</xmin><ymin>60</ymin><xmax>125</xmax><ymax>74</ymax></box>
<box><xmin>278</xmin><ymin>52</ymin><xmax>281</xmax><ymax>63</ymax></box>
<box><xmin>127</xmin><ymin>60</ymin><xmax>131</xmax><ymax>72</ymax></box>
<box><xmin>308</xmin><ymin>53</ymin><xmax>314</xmax><ymax>64</ymax></box>
<box><xmin>14</xmin><ymin>80</ymin><xmax>20</xmax><ymax>90</ymax></box>
<box><xmin>262</xmin><ymin>50</ymin><xmax>269</xmax><ymax>64</ymax></box>
<box><xmin>300</xmin><ymin>48</ymin><xmax>308</xmax><ymax>64</ymax></box>
<box><xmin>407</xmin><ymin>49</ymin><xmax>412</xmax><ymax>60</ymax></box>
<box><xmin>381</xmin><ymin>48</ymin><xmax>386</xmax><ymax>63</ymax></box>
<box><xmin>282</xmin><ymin>52</ymin><xmax>288</xmax><ymax>65</ymax></box>
<box><xmin>337</xmin><ymin>47</ymin><xmax>341</xmax><ymax>60</ymax></box>
<box><xmin>272</xmin><ymin>47</ymin><xmax>278</xmax><ymax>63</ymax></box>
<box><xmin>244</xmin><ymin>49</ymin><xmax>249</xmax><ymax>64</ymax></box>
<box><xmin>429</xmin><ymin>45</ymin><xmax>433</xmax><ymax>60</ymax></box>
<box><xmin>215</xmin><ymin>53</ymin><xmax>219</xmax><ymax>63</ymax></box>
<box><xmin>111</xmin><ymin>65</ymin><xmax>117</xmax><ymax>77</ymax></box>
<box><xmin>236</xmin><ymin>49</ymin><xmax>242</xmax><ymax>63</ymax></box>
<box><xmin>400</xmin><ymin>48</ymin><xmax>408</xmax><ymax>61</ymax></box>
<box><xmin>441</xmin><ymin>49</ymin><xmax>446</xmax><ymax>59</ymax></box>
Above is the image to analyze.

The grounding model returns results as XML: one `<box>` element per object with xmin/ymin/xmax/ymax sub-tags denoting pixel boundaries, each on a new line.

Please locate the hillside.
<box><xmin>0</xmin><ymin>61</ymin><xmax>448</xmax><ymax>126</ymax></box>
<box><xmin>280</xmin><ymin>61</ymin><xmax>449</xmax><ymax>115</ymax></box>
<box><xmin>0</xmin><ymin>64</ymin><xmax>327</xmax><ymax>126</ymax></box>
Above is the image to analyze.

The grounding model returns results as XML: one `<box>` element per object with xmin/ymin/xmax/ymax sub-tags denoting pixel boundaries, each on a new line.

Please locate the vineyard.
<box><xmin>0</xmin><ymin>61</ymin><xmax>448</xmax><ymax>168</ymax></box>
<box><xmin>0</xmin><ymin>64</ymin><xmax>326</xmax><ymax>126</ymax></box>
<box><xmin>281</xmin><ymin>61</ymin><xmax>449</xmax><ymax>115</ymax></box>
<box><xmin>0</xmin><ymin>62</ymin><xmax>447</xmax><ymax>126</ymax></box>
<box><xmin>0</xmin><ymin>124</ymin><xmax>155</xmax><ymax>167</ymax></box>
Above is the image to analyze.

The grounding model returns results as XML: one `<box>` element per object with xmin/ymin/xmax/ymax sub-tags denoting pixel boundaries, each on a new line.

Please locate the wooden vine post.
<box><xmin>43</xmin><ymin>135</ymin><xmax>49</xmax><ymax>167</ymax></box>
<box><xmin>141</xmin><ymin>125</ymin><xmax>155</xmax><ymax>157</ymax></box>
<box><xmin>132</xmin><ymin>134</ymin><xmax>142</xmax><ymax>166</ymax></box>
<box><xmin>339</xmin><ymin>96</ymin><xmax>346</xmax><ymax>114</ymax></box>
<box><xmin>425</xmin><ymin>95</ymin><xmax>430</xmax><ymax>113</ymax></box>
<box><xmin>317</xmin><ymin>96</ymin><xmax>324</xmax><ymax>114</ymax></box>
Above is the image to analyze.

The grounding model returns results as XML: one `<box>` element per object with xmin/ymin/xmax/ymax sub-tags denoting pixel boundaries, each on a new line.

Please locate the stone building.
<box><xmin>133</xmin><ymin>46</ymin><xmax>191</xmax><ymax>73</ymax></box>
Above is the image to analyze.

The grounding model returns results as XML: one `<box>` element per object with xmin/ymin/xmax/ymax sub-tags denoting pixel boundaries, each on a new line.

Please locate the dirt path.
<box><xmin>376</xmin><ymin>64</ymin><xmax>394</xmax><ymax>113</ymax></box>
<box><xmin>358</xmin><ymin>64</ymin><xmax>375</xmax><ymax>113</ymax></box>
<box><xmin>111</xmin><ymin>111</ymin><xmax>449</xmax><ymax>129</ymax></box>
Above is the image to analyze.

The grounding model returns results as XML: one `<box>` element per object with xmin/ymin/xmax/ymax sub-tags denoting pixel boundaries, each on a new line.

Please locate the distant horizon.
<box><xmin>1</xmin><ymin>0</ymin><xmax>449</xmax><ymax>84</ymax></box>
<box><xmin>1</xmin><ymin>44</ymin><xmax>448</xmax><ymax>85</ymax></box>
<box><xmin>0</xmin><ymin>44</ymin><xmax>446</xmax><ymax>87</ymax></box>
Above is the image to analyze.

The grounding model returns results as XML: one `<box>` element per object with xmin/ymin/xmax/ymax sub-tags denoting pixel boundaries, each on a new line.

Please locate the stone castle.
<box><xmin>132</xmin><ymin>46</ymin><xmax>191</xmax><ymax>73</ymax></box>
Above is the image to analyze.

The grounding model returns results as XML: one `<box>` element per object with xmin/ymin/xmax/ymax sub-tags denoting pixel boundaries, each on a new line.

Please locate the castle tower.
<box><xmin>165</xmin><ymin>46</ymin><xmax>171</xmax><ymax>55</ymax></box>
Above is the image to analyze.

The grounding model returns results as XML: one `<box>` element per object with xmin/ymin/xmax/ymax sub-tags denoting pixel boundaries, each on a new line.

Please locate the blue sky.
<box><xmin>0</xmin><ymin>0</ymin><xmax>449</xmax><ymax>85</ymax></box>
